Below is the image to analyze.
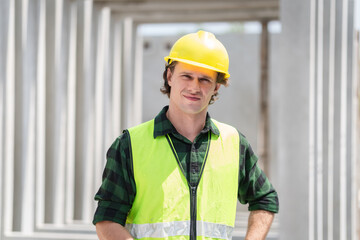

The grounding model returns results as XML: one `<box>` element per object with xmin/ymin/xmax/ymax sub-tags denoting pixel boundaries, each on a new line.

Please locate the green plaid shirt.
<box><xmin>93</xmin><ymin>106</ymin><xmax>279</xmax><ymax>226</ymax></box>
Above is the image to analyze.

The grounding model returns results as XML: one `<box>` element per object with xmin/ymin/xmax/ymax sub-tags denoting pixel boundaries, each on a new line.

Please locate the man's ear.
<box><xmin>214</xmin><ymin>83</ymin><xmax>221</xmax><ymax>93</ymax></box>
<box><xmin>167</xmin><ymin>68</ymin><xmax>173</xmax><ymax>86</ymax></box>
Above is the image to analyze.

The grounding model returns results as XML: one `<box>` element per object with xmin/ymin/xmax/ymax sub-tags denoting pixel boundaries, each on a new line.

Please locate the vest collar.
<box><xmin>153</xmin><ymin>106</ymin><xmax>220</xmax><ymax>139</ymax></box>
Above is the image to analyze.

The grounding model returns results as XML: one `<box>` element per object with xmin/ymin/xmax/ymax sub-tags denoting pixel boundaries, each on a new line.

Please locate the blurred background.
<box><xmin>0</xmin><ymin>0</ymin><xmax>359</xmax><ymax>239</ymax></box>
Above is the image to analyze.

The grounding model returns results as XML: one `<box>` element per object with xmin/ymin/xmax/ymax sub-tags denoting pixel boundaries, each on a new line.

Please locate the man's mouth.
<box><xmin>184</xmin><ymin>95</ymin><xmax>201</xmax><ymax>101</ymax></box>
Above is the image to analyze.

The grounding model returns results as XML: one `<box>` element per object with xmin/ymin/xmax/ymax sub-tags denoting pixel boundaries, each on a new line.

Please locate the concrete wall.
<box><xmin>278</xmin><ymin>0</ymin><xmax>358</xmax><ymax>239</ymax></box>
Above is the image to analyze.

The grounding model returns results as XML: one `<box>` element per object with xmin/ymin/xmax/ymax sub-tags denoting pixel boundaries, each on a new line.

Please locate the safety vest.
<box><xmin>125</xmin><ymin>119</ymin><xmax>240</xmax><ymax>240</ymax></box>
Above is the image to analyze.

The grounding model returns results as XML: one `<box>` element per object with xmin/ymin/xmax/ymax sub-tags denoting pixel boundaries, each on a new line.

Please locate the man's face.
<box><xmin>167</xmin><ymin>62</ymin><xmax>220</xmax><ymax>116</ymax></box>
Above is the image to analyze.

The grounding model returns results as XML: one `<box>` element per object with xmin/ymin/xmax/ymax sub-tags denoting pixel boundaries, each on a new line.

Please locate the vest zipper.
<box><xmin>189</xmin><ymin>186</ymin><xmax>197</xmax><ymax>240</ymax></box>
<box><xmin>166</xmin><ymin>133</ymin><xmax>211</xmax><ymax>240</ymax></box>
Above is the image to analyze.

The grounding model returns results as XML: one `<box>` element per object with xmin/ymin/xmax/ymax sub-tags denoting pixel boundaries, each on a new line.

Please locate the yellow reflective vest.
<box><xmin>125</xmin><ymin>118</ymin><xmax>240</xmax><ymax>240</ymax></box>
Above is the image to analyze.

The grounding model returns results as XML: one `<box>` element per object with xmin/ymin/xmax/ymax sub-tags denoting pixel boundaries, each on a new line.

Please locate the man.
<box><xmin>93</xmin><ymin>30</ymin><xmax>279</xmax><ymax>240</ymax></box>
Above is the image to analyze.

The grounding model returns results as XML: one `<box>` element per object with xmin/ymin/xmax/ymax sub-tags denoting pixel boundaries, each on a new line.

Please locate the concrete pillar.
<box><xmin>0</xmin><ymin>0</ymin><xmax>4</xmax><ymax>234</ymax></box>
<box><xmin>133</xmin><ymin>30</ymin><xmax>144</xmax><ymax>126</ymax></box>
<box><xmin>65</xmin><ymin>0</ymin><xmax>78</xmax><ymax>224</ymax></box>
<box><xmin>278</xmin><ymin>0</ymin><xmax>358</xmax><ymax>239</ymax></box>
<box><xmin>1</xmin><ymin>0</ymin><xmax>98</xmax><ymax>238</ymax></box>
<box><xmin>44</xmin><ymin>0</ymin><xmax>71</xmax><ymax>225</ymax></box>
<box><xmin>35</xmin><ymin>0</ymin><xmax>46</xmax><ymax>228</ymax></box>
<box><xmin>74</xmin><ymin>0</ymin><xmax>95</xmax><ymax>222</ymax></box>
<box><xmin>1</xmin><ymin>0</ymin><xmax>14</xmax><ymax>235</ymax></box>
<box><xmin>110</xmin><ymin>14</ymin><xmax>123</xmax><ymax>143</ymax></box>
<box><xmin>121</xmin><ymin>17</ymin><xmax>136</xmax><ymax>129</ymax></box>
<box><xmin>93</xmin><ymin>5</ymin><xmax>111</xmax><ymax>221</ymax></box>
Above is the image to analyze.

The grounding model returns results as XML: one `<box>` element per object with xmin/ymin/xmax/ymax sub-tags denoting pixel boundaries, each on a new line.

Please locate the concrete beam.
<box><xmin>120</xmin><ymin>10</ymin><xmax>279</xmax><ymax>23</ymax></box>
<box><xmin>95</xmin><ymin>0</ymin><xmax>279</xmax><ymax>22</ymax></box>
<box><xmin>102</xmin><ymin>1</ymin><xmax>279</xmax><ymax>12</ymax></box>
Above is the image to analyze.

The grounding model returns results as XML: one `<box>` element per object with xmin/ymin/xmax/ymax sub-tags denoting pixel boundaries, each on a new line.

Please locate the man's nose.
<box><xmin>188</xmin><ymin>78</ymin><xmax>200</xmax><ymax>92</ymax></box>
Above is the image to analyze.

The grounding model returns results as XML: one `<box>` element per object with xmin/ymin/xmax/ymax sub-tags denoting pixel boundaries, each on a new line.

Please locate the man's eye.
<box><xmin>200</xmin><ymin>78</ymin><xmax>211</xmax><ymax>82</ymax></box>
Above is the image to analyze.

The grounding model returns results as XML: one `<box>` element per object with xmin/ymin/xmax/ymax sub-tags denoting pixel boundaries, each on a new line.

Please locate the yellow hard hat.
<box><xmin>164</xmin><ymin>30</ymin><xmax>230</xmax><ymax>78</ymax></box>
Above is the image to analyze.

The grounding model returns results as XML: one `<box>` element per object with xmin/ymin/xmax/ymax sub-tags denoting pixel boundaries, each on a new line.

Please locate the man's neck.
<box><xmin>166</xmin><ymin>105</ymin><xmax>207</xmax><ymax>143</ymax></box>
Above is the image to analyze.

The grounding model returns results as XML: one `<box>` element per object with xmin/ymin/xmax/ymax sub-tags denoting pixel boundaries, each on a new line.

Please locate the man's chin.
<box><xmin>181</xmin><ymin>105</ymin><xmax>208</xmax><ymax>116</ymax></box>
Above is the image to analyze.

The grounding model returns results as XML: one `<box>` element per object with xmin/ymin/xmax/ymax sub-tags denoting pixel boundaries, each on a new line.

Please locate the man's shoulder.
<box><xmin>126</xmin><ymin>119</ymin><xmax>156</xmax><ymax>141</ymax></box>
<box><xmin>127</xmin><ymin>119</ymin><xmax>155</xmax><ymax>132</ymax></box>
<box><xmin>210</xmin><ymin>118</ymin><xmax>238</xmax><ymax>134</ymax></box>
<box><xmin>108</xmin><ymin>119</ymin><xmax>154</xmax><ymax>151</ymax></box>
<box><xmin>210</xmin><ymin>118</ymin><xmax>247</xmax><ymax>142</ymax></box>
<box><xmin>211</xmin><ymin>118</ymin><xmax>234</xmax><ymax>128</ymax></box>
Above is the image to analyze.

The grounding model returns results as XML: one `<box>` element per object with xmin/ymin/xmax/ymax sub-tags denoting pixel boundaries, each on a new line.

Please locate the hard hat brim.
<box><xmin>164</xmin><ymin>56</ymin><xmax>230</xmax><ymax>79</ymax></box>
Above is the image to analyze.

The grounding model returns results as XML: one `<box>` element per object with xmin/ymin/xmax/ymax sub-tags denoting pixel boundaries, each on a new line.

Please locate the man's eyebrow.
<box><xmin>180</xmin><ymin>71</ymin><xmax>214</xmax><ymax>79</ymax></box>
<box><xmin>179</xmin><ymin>71</ymin><xmax>192</xmax><ymax>75</ymax></box>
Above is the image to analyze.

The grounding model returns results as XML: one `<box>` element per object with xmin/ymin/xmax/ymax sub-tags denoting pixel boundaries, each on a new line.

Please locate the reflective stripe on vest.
<box><xmin>126</xmin><ymin>118</ymin><xmax>239</xmax><ymax>240</ymax></box>
<box><xmin>126</xmin><ymin>220</ymin><xmax>233</xmax><ymax>239</ymax></box>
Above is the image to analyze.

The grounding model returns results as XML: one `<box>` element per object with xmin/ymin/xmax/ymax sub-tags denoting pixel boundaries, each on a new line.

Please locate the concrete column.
<box><xmin>1</xmin><ymin>0</ymin><xmax>13</xmax><ymax>235</ymax></box>
<box><xmin>121</xmin><ymin>17</ymin><xmax>136</xmax><ymax>129</ymax></box>
<box><xmin>13</xmin><ymin>0</ymin><xmax>25</xmax><ymax>231</ymax></box>
<box><xmin>35</xmin><ymin>0</ymin><xmax>46</xmax><ymax>228</ymax></box>
<box><xmin>74</xmin><ymin>0</ymin><xmax>95</xmax><ymax>222</ymax></box>
<box><xmin>44</xmin><ymin>0</ymin><xmax>71</xmax><ymax>225</ymax></box>
<box><xmin>133</xmin><ymin>27</ymin><xmax>144</xmax><ymax>126</ymax></box>
<box><xmin>92</xmin><ymin>4</ymin><xmax>111</xmax><ymax>221</ymax></box>
<box><xmin>278</xmin><ymin>0</ymin><xmax>357</xmax><ymax>239</ymax></box>
<box><xmin>110</xmin><ymin>15</ymin><xmax>123</xmax><ymax>143</ymax></box>
<box><xmin>1</xmin><ymin>0</ymin><xmax>102</xmax><ymax>238</ymax></box>
<box><xmin>19</xmin><ymin>0</ymin><xmax>38</xmax><ymax>233</ymax></box>
<box><xmin>65</xmin><ymin>0</ymin><xmax>79</xmax><ymax>224</ymax></box>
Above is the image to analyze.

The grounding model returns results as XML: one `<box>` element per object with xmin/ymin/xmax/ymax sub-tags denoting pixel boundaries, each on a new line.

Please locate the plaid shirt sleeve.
<box><xmin>238</xmin><ymin>132</ymin><xmax>279</xmax><ymax>213</ymax></box>
<box><xmin>93</xmin><ymin>131</ymin><xmax>136</xmax><ymax>226</ymax></box>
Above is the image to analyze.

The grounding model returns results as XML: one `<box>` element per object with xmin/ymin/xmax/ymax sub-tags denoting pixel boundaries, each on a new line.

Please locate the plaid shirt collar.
<box><xmin>153</xmin><ymin>106</ymin><xmax>219</xmax><ymax>138</ymax></box>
